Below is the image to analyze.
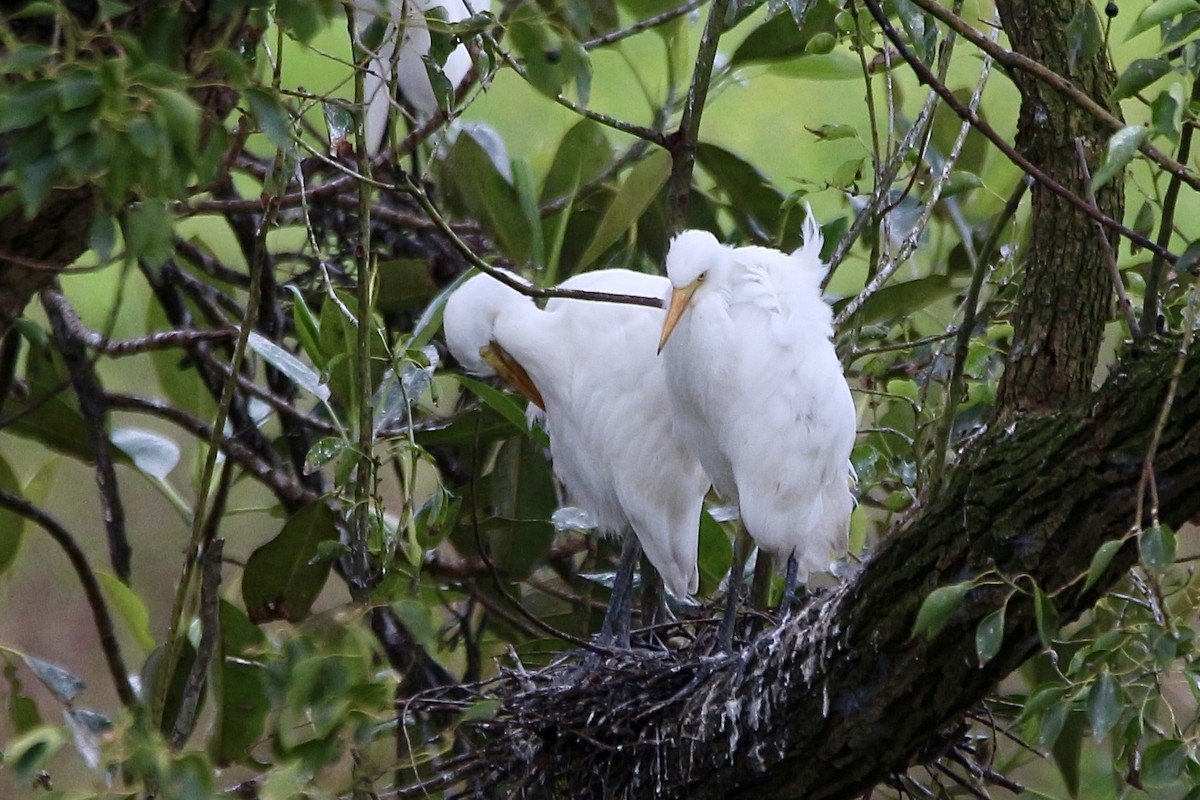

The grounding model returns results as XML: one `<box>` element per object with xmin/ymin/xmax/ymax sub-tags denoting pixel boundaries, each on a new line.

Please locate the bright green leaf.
<box><xmin>97</xmin><ymin>572</ymin><xmax>156</xmax><ymax>654</ymax></box>
<box><xmin>1033</xmin><ymin>585</ymin><xmax>1059</xmax><ymax>648</ymax></box>
<box><xmin>1127</xmin><ymin>0</ymin><xmax>1200</xmax><ymax>40</ymax></box>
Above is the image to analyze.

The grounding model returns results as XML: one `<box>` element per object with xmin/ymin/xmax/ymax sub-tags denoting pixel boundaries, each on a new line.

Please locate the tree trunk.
<box><xmin>462</xmin><ymin>337</ymin><xmax>1200</xmax><ymax>799</ymax></box>
<box><xmin>994</xmin><ymin>0</ymin><xmax>1124</xmax><ymax>415</ymax></box>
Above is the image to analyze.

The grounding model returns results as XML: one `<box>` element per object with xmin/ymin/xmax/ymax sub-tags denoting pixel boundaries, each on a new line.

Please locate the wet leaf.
<box><xmin>1091</xmin><ymin>126</ymin><xmax>1150</xmax><ymax>190</ymax></box>
<box><xmin>1087</xmin><ymin>671</ymin><xmax>1122</xmax><ymax>739</ymax></box>
<box><xmin>1110</xmin><ymin>59</ymin><xmax>1171</xmax><ymax>102</ymax></box>
<box><xmin>975</xmin><ymin>606</ymin><xmax>1005</xmax><ymax>666</ymax></box>
<box><xmin>1139</xmin><ymin>524</ymin><xmax>1176</xmax><ymax>571</ymax></box>
<box><xmin>248</xmin><ymin>330</ymin><xmax>329</xmax><ymax>402</ymax></box>
<box><xmin>912</xmin><ymin>580</ymin><xmax>973</xmax><ymax>639</ymax></box>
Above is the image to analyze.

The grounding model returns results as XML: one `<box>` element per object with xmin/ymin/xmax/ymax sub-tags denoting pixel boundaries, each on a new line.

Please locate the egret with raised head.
<box><xmin>658</xmin><ymin>214</ymin><xmax>856</xmax><ymax>646</ymax></box>
<box><xmin>443</xmin><ymin>269</ymin><xmax>711</xmax><ymax>647</ymax></box>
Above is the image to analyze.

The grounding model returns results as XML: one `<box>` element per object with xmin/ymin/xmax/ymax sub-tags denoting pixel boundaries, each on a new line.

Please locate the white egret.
<box><xmin>350</xmin><ymin>0</ymin><xmax>486</xmax><ymax>156</ymax></box>
<box><xmin>443</xmin><ymin>269</ymin><xmax>711</xmax><ymax>646</ymax></box>
<box><xmin>658</xmin><ymin>213</ymin><xmax>856</xmax><ymax>644</ymax></box>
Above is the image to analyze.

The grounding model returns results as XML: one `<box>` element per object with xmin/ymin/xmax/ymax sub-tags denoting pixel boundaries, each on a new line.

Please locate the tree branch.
<box><xmin>453</xmin><ymin>336</ymin><xmax>1200</xmax><ymax>798</ymax></box>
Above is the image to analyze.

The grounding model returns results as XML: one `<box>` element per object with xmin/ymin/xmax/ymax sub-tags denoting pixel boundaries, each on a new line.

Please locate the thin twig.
<box><xmin>1144</xmin><ymin>72</ymin><xmax>1200</xmax><ymax>334</ymax></box>
<box><xmin>664</xmin><ymin>0</ymin><xmax>732</xmax><ymax>232</ymax></box>
<box><xmin>860</xmin><ymin>0</ymin><xmax>1175</xmax><ymax>263</ymax></box>
<box><xmin>904</xmin><ymin>0</ymin><xmax>1200</xmax><ymax>195</ymax></box>
<box><xmin>41</xmin><ymin>289</ymin><xmax>131</xmax><ymax>583</ymax></box>
<box><xmin>583</xmin><ymin>0</ymin><xmax>705</xmax><ymax>49</ymax></box>
<box><xmin>1073</xmin><ymin>138</ymin><xmax>1141</xmax><ymax>335</ymax></box>
<box><xmin>0</xmin><ymin>489</ymin><xmax>137</xmax><ymax>707</ymax></box>
<box><xmin>170</xmin><ymin>538</ymin><xmax>223</xmax><ymax>749</ymax></box>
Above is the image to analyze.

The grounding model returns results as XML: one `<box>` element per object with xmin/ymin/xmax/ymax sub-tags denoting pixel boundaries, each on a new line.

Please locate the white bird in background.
<box><xmin>350</xmin><ymin>0</ymin><xmax>486</xmax><ymax>156</ymax></box>
<box><xmin>658</xmin><ymin>212</ymin><xmax>856</xmax><ymax>645</ymax></box>
<box><xmin>443</xmin><ymin>269</ymin><xmax>711</xmax><ymax>647</ymax></box>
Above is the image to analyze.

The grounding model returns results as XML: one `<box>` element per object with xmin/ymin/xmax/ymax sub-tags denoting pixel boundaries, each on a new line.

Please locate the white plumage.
<box><xmin>350</xmin><ymin>0</ymin><xmax>485</xmax><ymax>156</ymax></box>
<box><xmin>443</xmin><ymin>269</ymin><xmax>711</xmax><ymax>608</ymax></box>
<box><xmin>658</xmin><ymin>214</ymin><xmax>856</xmax><ymax>583</ymax></box>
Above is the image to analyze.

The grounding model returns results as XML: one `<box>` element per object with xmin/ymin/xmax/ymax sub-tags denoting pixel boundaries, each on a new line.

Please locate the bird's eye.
<box><xmin>697</xmin><ymin>273</ymin><xmax>706</xmax><ymax>283</ymax></box>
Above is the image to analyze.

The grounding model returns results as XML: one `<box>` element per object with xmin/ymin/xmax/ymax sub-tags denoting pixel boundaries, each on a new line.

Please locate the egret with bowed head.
<box><xmin>443</xmin><ymin>269</ymin><xmax>711</xmax><ymax>647</ymax></box>
<box><xmin>657</xmin><ymin>213</ymin><xmax>856</xmax><ymax>645</ymax></box>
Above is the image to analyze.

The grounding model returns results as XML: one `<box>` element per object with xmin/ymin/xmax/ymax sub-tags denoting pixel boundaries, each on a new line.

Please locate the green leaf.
<box><xmin>245</xmin><ymin>86</ymin><xmax>291</xmax><ymax>149</ymax></box>
<box><xmin>731</xmin><ymin>1</ymin><xmax>839</xmax><ymax>66</ymax></box>
<box><xmin>3</xmin><ymin>659</ymin><xmax>43</xmax><ymax>734</ymax></box>
<box><xmin>912</xmin><ymin>580</ymin><xmax>973</xmax><ymax>639</ymax></box>
<box><xmin>767</xmin><ymin>51</ymin><xmax>861</xmax><ymax>80</ymax></box>
<box><xmin>97</xmin><ymin>572</ymin><xmax>156</xmax><ymax>654</ymax></box>
<box><xmin>143</xmin><ymin>636</ymin><xmax>200</xmax><ymax>736</ymax></box>
<box><xmin>247</xmin><ymin>330</ymin><xmax>330</xmax><ymax>402</ymax></box>
<box><xmin>242</xmin><ymin>501</ymin><xmax>340</xmax><ymax>623</ymax></box>
<box><xmin>807</xmin><ymin>123</ymin><xmax>858</xmax><ymax>141</ymax></box>
<box><xmin>938</xmin><ymin>171</ymin><xmax>982</xmax><ymax>200</ymax></box>
<box><xmin>578</xmin><ymin>149</ymin><xmax>671</xmax><ymax>267</ymax></box>
<box><xmin>1151</xmin><ymin>85</ymin><xmax>1184</xmax><ymax>139</ymax></box>
<box><xmin>1110</xmin><ymin>59</ymin><xmax>1172</xmax><ymax>102</ymax></box>
<box><xmin>1033</xmin><ymin>585</ymin><xmax>1059</xmax><ymax>648</ymax></box>
<box><xmin>1090</xmin><ymin>126</ymin><xmax>1150</xmax><ymax>190</ymax></box>
<box><xmin>697</xmin><ymin>143</ymin><xmax>784</xmax><ymax>240</ymax></box>
<box><xmin>446</xmin><ymin>125</ymin><xmax>532</xmax><ymax>264</ymax></box>
<box><xmin>304</xmin><ymin>437</ymin><xmax>348</xmax><ymax>475</ymax></box>
<box><xmin>4</xmin><ymin>726</ymin><xmax>65</xmax><ymax>784</ymax></box>
<box><xmin>1084</xmin><ymin>539</ymin><xmax>1125</xmax><ymax>591</ymax></box>
<box><xmin>485</xmin><ymin>436</ymin><xmax>557</xmax><ymax>579</ymax></box>
<box><xmin>1142</xmin><ymin>739</ymin><xmax>1188</xmax><ymax>787</ymax></box>
<box><xmin>1038</xmin><ymin>699</ymin><xmax>1070</xmax><ymax>749</ymax></box>
<box><xmin>1066</xmin><ymin>4</ymin><xmax>1102</xmax><ymax>72</ymax></box>
<box><xmin>208</xmin><ymin>600</ymin><xmax>270</xmax><ymax>766</ymax></box>
<box><xmin>391</xmin><ymin>599</ymin><xmax>438</xmax><ymax>653</ymax></box>
<box><xmin>124</xmin><ymin>201</ymin><xmax>174</xmax><ymax>265</ymax></box>
<box><xmin>0</xmin><ymin>456</ymin><xmax>24</xmax><ymax>577</ymax></box>
<box><xmin>975</xmin><ymin>605</ymin><xmax>1005</xmax><ymax>666</ymax></box>
<box><xmin>455</xmin><ymin>374</ymin><xmax>530</xmax><ymax>433</ymax></box>
<box><xmin>1126</xmin><ymin>0</ymin><xmax>1200</xmax><ymax>40</ymax></box>
<box><xmin>318</xmin><ymin>292</ymin><xmax>359</xmax><ymax>412</ymax></box>
<box><xmin>540</xmin><ymin>119</ymin><xmax>612</xmax><ymax>203</ymax></box>
<box><xmin>285</xmin><ymin>286</ymin><xmax>325</xmax><ymax>371</ymax></box>
<box><xmin>1139</xmin><ymin>524</ymin><xmax>1176</xmax><ymax>571</ymax></box>
<box><xmin>88</xmin><ymin>211</ymin><xmax>118</xmax><ymax>261</ymax></box>
<box><xmin>1086</xmin><ymin>671</ymin><xmax>1121</xmax><ymax>739</ymax></box>
<box><xmin>836</xmin><ymin>275</ymin><xmax>960</xmax><ymax>325</ymax></box>
<box><xmin>697</xmin><ymin>509</ymin><xmax>734</xmax><ymax>598</ymax></box>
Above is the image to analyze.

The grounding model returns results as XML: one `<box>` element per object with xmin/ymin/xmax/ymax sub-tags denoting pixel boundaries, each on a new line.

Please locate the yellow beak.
<box><xmin>657</xmin><ymin>280</ymin><xmax>700</xmax><ymax>354</ymax></box>
<box><xmin>480</xmin><ymin>343</ymin><xmax>545</xmax><ymax>411</ymax></box>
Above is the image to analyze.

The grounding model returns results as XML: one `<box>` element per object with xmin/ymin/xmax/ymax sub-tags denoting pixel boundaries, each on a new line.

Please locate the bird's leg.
<box><xmin>749</xmin><ymin>549</ymin><xmax>775</xmax><ymax>610</ymax></box>
<box><xmin>597</xmin><ymin>531</ymin><xmax>641</xmax><ymax>648</ymax></box>
<box><xmin>779</xmin><ymin>553</ymin><xmax>800</xmax><ymax>618</ymax></box>
<box><xmin>640</xmin><ymin>553</ymin><xmax>666</xmax><ymax>629</ymax></box>
<box><xmin>716</xmin><ymin>525</ymin><xmax>752</xmax><ymax>651</ymax></box>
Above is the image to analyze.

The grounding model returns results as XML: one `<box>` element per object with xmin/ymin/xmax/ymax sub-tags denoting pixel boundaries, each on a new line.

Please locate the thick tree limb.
<box><xmin>458</xmin><ymin>337</ymin><xmax>1200</xmax><ymax>798</ymax></box>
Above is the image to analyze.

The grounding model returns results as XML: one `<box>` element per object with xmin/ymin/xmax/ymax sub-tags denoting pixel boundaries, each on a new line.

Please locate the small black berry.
<box><xmin>1105</xmin><ymin>2</ymin><xmax>1119</xmax><ymax>18</ymax></box>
